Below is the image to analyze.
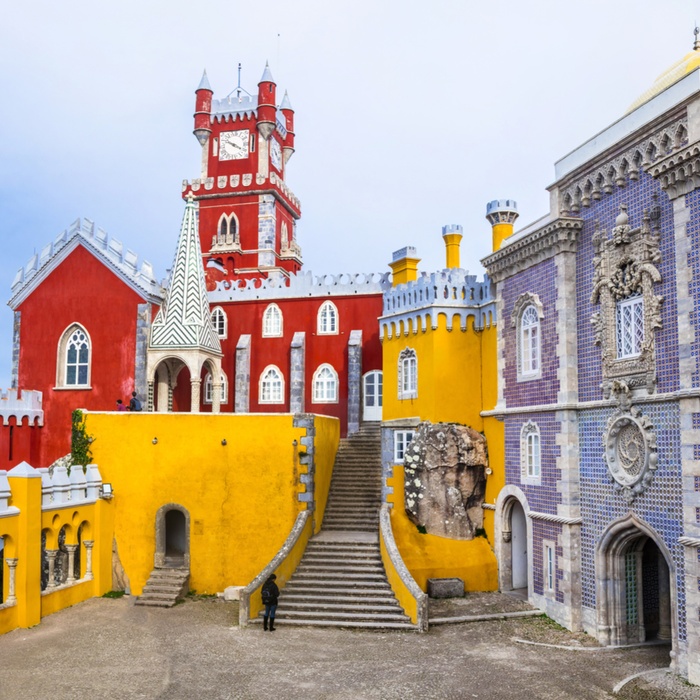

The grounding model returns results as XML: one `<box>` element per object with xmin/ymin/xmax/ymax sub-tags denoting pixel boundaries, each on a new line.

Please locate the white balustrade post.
<box><xmin>45</xmin><ymin>549</ymin><xmax>58</xmax><ymax>588</ymax></box>
<box><xmin>83</xmin><ymin>540</ymin><xmax>94</xmax><ymax>581</ymax></box>
<box><xmin>5</xmin><ymin>558</ymin><xmax>18</xmax><ymax>604</ymax></box>
<box><xmin>65</xmin><ymin>544</ymin><xmax>78</xmax><ymax>583</ymax></box>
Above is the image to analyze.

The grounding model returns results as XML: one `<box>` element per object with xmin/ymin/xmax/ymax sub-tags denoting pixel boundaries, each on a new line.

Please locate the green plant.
<box><xmin>102</xmin><ymin>590</ymin><xmax>125</xmax><ymax>599</ymax></box>
<box><xmin>71</xmin><ymin>409</ymin><xmax>94</xmax><ymax>469</ymax></box>
<box><xmin>416</xmin><ymin>524</ymin><xmax>427</xmax><ymax>534</ymax></box>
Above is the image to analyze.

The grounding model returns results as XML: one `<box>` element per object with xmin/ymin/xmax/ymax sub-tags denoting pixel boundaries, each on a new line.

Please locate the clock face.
<box><xmin>270</xmin><ymin>139</ymin><xmax>282</xmax><ymax>171</ymax></box>
<box><xmin>219</xmin><ymin>130</ymin><xmax>250</xmax><ymax>160</ymax></box>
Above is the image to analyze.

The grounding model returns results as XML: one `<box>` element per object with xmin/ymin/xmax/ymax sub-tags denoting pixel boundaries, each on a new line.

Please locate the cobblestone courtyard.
<box><xmin>0</xmin><ymin>595</ymin><xmax>698</xmax><ymax>700</ymax></box>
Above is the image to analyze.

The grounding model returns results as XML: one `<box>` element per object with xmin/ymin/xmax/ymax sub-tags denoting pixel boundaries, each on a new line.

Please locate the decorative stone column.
<box><xmin>657</xmin><ymin>555</ymin><xmax>672</xmax><ymax>641</ymax></box>
<box><xmin>83</xmin><ymin>541</ymin><xmax>94</xmax><ymax>581</ymax></box>
<box><xmin>212</xmin><ymin>379</ymin><xmax>221</xmax><ymax>413</ymax></box>
<box><xmin>190</xmin><ymin>377</ymin><xmax>201</xmax><ymax>413</ymax></box>
<box><xmin>65</xmin><ymin>544</ymin><xmax>79</xmax><ymax>583</ymax></box>
<box><xmin>45</xmin><ymin>549</ymin><xmax>58</xmax><ymax>589</ymax></box>
<box><xmin>5</xmin><ymin>558</ymin><xmax>18</xmax><ymax>604</ymax></box>
<box><xmin>235</xmin><ymin>335</ymin><xmax>251</xmax><ymax>413</ymax></box>
<box><xmin>147</xmin><ymin>380</ymin><xmax>155</xmax><ymax>412</ymax></box>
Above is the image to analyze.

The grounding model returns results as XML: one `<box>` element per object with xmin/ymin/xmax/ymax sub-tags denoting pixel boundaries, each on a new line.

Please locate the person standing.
<box><xmin>261</xmin><ymin>573</ymin><xmax>279</xmax><ymax>631</ymax></box>
<box><xmin>129</xmin><ymin>392</ymin><xmax>142</xmax><ymax>411</ymax></box>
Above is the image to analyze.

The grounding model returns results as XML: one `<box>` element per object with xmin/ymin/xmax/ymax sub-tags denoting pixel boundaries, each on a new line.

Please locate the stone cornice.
<box><xmin>646</xmin><ymin>139</ymin><xmax>700</xmax><ymax>200</ymax></box>
<box><xmin>481</xmin><ymin>218</ymin><xmax>583</xmax><ymax>283</ymax></box>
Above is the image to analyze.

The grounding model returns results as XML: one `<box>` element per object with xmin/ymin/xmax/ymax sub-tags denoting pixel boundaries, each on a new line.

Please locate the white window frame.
<box><xmin>544</xmin><ymin>541</ymin><xmax>555</xmax><ymax>595</ymax></box>
<box><xmin>519</xmin><ymin>305</ymin><xmax>541</xmax><ymax>378</ymax></box>
<box><xmin>259</xmin><ymin>365</ymin><xmax>284</xmax><ymax>404</ymax></box>
<box><xmin>211</xmin><ymin>307</ymin><xmax>227</xmax><ymax>339</ymax></box>
<box><xmin>262</xmin><ymin>303</ymin><xmax>283</xmax><ymax>338</ymax></box>
<box><xmin>520</xmin><ymin>420</ymin><xmax>541</xmax><ymax>484</ymax></box>
<box><xmin>394</xmin><ymin>430</ymin><xmax>415</xmax><ymax>463</ymax></box>
<box><xmin>616</xmin><ymin>295</ymin><xmax>644</xmax><ymax>359</ymax></box>
<box><xmin>312</xmin><ymin>364</ymin><xmax>339</xmax><ymax>404</ymax></box>
<box><xmin>317</xmin><ymin>301</ymin><xmax>339</xmax><ymax>335</ymax></box>
<box><xmin>56</xmin><ymin>323</ymin><xmax>92</xmax><ymax>389</ymax></box>
<box><xmin>398</xmin><ymin>348</ymin><xmax>417</xmax><ymax>400</ymax></box>
<box><xmin>203</xmin><ymin>371</ymin><xmax>228</xmax><ymax>404</ymax></box>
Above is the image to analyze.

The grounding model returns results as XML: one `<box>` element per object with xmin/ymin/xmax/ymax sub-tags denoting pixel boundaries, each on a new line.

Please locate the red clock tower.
<box><xmin>183</xmin><ymin>63</ymin><xmax>302</xmax><ymax>288</ymax></box>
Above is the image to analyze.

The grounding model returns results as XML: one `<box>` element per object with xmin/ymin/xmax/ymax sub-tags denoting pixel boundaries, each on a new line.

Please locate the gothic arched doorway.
<box><xmin>510</xmin><ymin>500</ymin><xmax>528</xmax><ymax>591</ymax></box>
<box><xmin>155</xmin><ymin>504</ymin><xmax>190</xmax><ymax>569</ymax></box>
<box><xmin>596</xmin><ymin>515</ymin><xmax>674</xmax><ymax>649</ymax></box>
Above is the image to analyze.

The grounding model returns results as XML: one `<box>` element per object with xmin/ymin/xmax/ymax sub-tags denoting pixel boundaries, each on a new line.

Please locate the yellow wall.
<box><xmin>86</xmin><ymin>412</ymin><xmax>338</xmax><ymax>597</ymax></box>
<box><xmin>310</xmin><ymin>416</ymin><xmax>340</xmax><ymax>534</ymax></box>
<box><xmin>387</xmin><ymin>466</ymin><xmax>497</xmax><ymax>591</ymax></box>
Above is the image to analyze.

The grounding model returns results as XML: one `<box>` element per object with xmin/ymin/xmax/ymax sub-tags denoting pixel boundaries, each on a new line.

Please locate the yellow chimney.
<box><xmin>442</xmin><ymin>224</ymin><xmax>463</xmax><ymax>269</ymax></box>
<box><xmin>486</xmin><ymin>199</ymin><xmax>519</xmax><ymax>251</ymax></box>
<box><xmin>389</xmin><ymin>246</ymin><xmax>421</xmax><ymax>287</ymax></box>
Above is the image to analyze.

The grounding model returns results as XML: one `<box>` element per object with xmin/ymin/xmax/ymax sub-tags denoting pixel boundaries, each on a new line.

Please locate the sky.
<box><xmin>0</xmin><ymin>0</ymin><xmax>697</xmax><ymax>388</ymax></box>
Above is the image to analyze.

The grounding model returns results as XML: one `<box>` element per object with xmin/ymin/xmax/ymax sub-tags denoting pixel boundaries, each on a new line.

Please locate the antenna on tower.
<box><xmin>236</xmin><ymin>62</ymin><xmax>242</xmax><ymax>100</ymax></box>
<box><xmin>277</xmin><ymin>33</ymin><xmax>281</xmax><ymax>72</ymax></box>
<box><xmin>695</xmin><ymin>24</ymin><xmax>700</xmax><ymax>51</ymax></box>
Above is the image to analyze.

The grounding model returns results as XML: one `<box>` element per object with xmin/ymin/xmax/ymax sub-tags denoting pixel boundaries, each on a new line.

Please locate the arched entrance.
<box><xmin>495</xmin><ymin>488</ymin><xmax>530</xmax><ymax>595</ymax></box>
<box><xmin>597</xmin><ymin>515</ymin><xmax>674</xmax><ymax>649</ymax></box>
<box><xmin>155</xmin><ymin>505</ymin><xmax>190</xmax><ymax>569</ymax></box>
<box><xmin>511</xmin><ymin>500</ymin><xmax>528</xmax><ymax>591</ymax></box>
<box><xmin>362</xmin><ymin>371</ymin><xmax>382</xmax><ymax>421</ymax></box>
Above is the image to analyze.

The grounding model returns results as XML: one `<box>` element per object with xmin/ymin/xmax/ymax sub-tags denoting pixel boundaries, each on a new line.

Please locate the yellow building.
<box><xmin>379</xmin><ymin>217</ymin><xmax>517</xmax><ymax>593</ymax></box>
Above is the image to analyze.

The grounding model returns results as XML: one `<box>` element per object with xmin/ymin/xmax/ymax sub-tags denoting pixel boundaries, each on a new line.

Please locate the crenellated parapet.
<box><xmin>379</xmin><ymin>269</ymin><xmax>495</xmax><ymax>338</ymax></box>
<box><xmin>182</xmin><ymin>169</ymin><xmax>300</xmax><ymax>211</ymax></box>
<box><xmin>9</xmin><ymin>219</ymin><xmax>163</xmax><ymax>308</ymax></box>
<box><xmin>37</xmin><ymin>463</ymin><xmax>104</xmax><ymax>507</ymax></box>
<box><xmin>209</xmin><ymin>270</ymin><xmax>391</xmax><ymax>303</ymax></box>
<box><xmin>0</xmin><ymin>388</ymin><xmax>43</xmax><ymax>426</ymax></box>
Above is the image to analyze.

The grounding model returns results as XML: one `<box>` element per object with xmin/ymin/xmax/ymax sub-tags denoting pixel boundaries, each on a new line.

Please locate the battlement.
<box><xmin>182</xmin><ymin>169</ymin><xmax>300</xmax><ymax>211</ymax></box>
<box><xmin>10</xmin><ymin>219</ymin><xmax>163</xmax><ymax>307</ymax></box>
<box><xmin>0</xmin><ymin>388</ymin><xmax>43</xmax><ymax>426</ymax></box>
<box><xmin>208</xmin><ymin>270</ymin><xmax>391</xmax><ymax>303</ymax></box>
<box><xmin>380</xmin><ymin>269</ymin><xmax>495</xmax><ymax>337</ymax></box>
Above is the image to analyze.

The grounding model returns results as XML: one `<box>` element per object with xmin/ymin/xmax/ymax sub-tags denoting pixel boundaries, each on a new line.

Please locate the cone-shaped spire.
<box><xmin>259</xmin><ymin>61</ymin><xmax>275</xmax><ymax>84</ymax></box>
<box><xmin>197</xmin><ymin>69</ymin><xmax>212</xmax><ymax>92</ymax></box>
<box><xmin>150</xmin><ymin>194</ymin><xmax>220</xmax><ymax>353</ymax></box>
<box><xmin>280</xmin><ymin>90</ymin><xmax>293</xmax><ymax>110</ymax></box>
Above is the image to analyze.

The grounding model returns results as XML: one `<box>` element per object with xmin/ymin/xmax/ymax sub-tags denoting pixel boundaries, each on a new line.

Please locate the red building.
<box><xmin>7</xmin><ymin>63</ymin><xmax>386</xmax><ymax>467</ymax></box>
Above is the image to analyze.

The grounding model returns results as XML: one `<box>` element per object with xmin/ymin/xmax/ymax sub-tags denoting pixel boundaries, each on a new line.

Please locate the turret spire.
<box><xmin>197</xmin><ymin>69</ymin><xmax>212</xmax><ymax>91</ymax></box>
<box><xmin>260</xmin><ymin>60</ymin><xmax>275</xmax><ymax>84</ymax></box>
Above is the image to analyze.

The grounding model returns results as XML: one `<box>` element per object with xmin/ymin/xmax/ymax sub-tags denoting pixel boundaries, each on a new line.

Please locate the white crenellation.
<box><xmin>10</xmin><ymin>219</ymin><xmax>163</xmax><ymax>305</ymax></box>
<box><xmin>0</xmin><ymin>388</ymin><xmax>43</xmax><ymax>426</ymax></box>
<box><xmin>209</xmin><ymin>270</ymin><xmax>391</xmax><ymax>303</ymax></box>
<box><xmin>37</xmin><ymin>464</ymin><xmax>103</xmax><ymax>508</ymax></box>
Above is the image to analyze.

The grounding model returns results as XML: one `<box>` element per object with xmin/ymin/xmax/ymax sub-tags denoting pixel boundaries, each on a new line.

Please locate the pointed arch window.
<box><xmin>398</xmin><ymin>348</ymin><xmax>417</xmax><ymax>400</ymax></box>
<box><xmin>520</xmin><ymin>421</ymin><xmax>541</xmax><ymax>483</ymax></box>
<box><xmin>312</xmin><ymin>364</ymin><xmax>338</xmax><ymax>403</ymax></box>
<box><xmin>211</xmin><ymin>307</ymin><xmax>227</xmax><ymax>339</ymax></box>
<box><xmin>318</xmin><ymin>301</ymin><xmax>338</xmax><ymax>335</ymax></box>
<box><xmin>203</xmin><ymin>371</ymin><xmax>228</xmax><ymax>404</ymax></box>
<box><xmin>213</xmin><ymin>214</ymin><xmax>239</xmax><ymax>248</ymax></box>
<box><xmin>260</xmin><ymin>365</ymin><xmax>284</xmax><ymax>404</ymax></box>
<box><xmin>262</xmin><ymin>303</ymin><xmax>283</xmax><ymax>337</ymax></box>
<box><xmin>56</xmin><ymin>324</ymin><xmax>91</xmax><ymax>388</ymax></box>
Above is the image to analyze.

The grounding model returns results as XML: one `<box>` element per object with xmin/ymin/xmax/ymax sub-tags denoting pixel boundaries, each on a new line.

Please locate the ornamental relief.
<box><xmin>590</xmin><ymin>203</ymin><xmax>663</xmax><ymax>397</ymax></box>
<box><xmin>603</xmin><ymin>381</ymin><xmax>658</xmax><ymax>503</ymax></box>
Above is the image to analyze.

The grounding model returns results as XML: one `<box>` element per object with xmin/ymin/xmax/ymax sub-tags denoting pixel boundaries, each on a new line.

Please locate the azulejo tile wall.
<box><xmin>684</xmin><ymin>188</ymin><xmax>700</xmax><ymax>388</ymax></box>
<box><xmin>578</xmin><ymin>402</ymin><xmax>685</xmax><ymax>641</ymax></box>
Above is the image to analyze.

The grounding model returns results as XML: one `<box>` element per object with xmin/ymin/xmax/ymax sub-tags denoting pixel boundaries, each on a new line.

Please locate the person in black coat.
<box><xmin>261</xmin><ymin>573</ymin><xmax>279</xmax><ymax>631</ymax></box>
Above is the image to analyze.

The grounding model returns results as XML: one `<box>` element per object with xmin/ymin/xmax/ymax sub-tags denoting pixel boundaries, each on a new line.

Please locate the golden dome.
<box><xmin>627</xmin><ymin>35</ymin><xmax>700</xmax><ymax>113</ymax></box>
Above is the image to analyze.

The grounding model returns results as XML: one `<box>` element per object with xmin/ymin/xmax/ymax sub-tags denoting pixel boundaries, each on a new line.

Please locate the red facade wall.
<box><xmin>0</xmin><ymin>417</ymin><xmax>41</xmax><ymax>470</ymax></box>
<box><xmin>16</xmin><ymin>245</ymin><xmax>148</xmax><ymax>466</ymax></box>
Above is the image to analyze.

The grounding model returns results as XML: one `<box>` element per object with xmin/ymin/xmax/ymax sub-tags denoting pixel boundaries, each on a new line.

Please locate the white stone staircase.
<box><xmin>135</xmin><ymin>566</ymin><xmax>189</xmax><ymax>608</ymax></box>
<box><xmin>256</xmin><ymin>422</ymin><xmax>415</xmax><ymax>629</ymax></box>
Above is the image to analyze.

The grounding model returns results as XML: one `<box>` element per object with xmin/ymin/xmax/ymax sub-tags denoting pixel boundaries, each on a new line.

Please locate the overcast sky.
<box><xmin>0</xmin><ymin>0</ymin><xmax>696</xmax><ymax>388</ymax></box>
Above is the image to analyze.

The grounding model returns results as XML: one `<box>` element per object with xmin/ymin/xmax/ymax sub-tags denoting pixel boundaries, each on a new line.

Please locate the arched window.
<box><xmin>519</xmin><ymin>305</ymin><xmax>541</xmax><ymax>377</ymax></box>
<box><xmin>215</xmin><ymin>214</ymin><xmax>239</xmax><ymax>247</ymax></box>
<box><xmin>312</xmin><ymin>364</ymin><xmax>338</xmax><ymax>403</ymax></box>
<box><xmin>203</xmin><ymin>371</ymin><xmax>228</xmax><ymax>404</ymax></box>
<box><xmin>262</xmin><ymin>303</ymin><xmax>283</xmax><ymax>337</ymax></box>
<box><xmin>260</xmin><ymin>365</ymin><xmax>284</xmax><ymax>404</ymax></box>
<box><xmin>211</xmin><ymin>307</ymin><xmax>227</xmax><ymax>339</ymax></box>
<box><xmin>520</xmin><ymin>421</ymin><xmax>541</xmax><ymax>482</ymax></box>
<box><xmin>398</xmin><ymin>348</ymin><xmax>417</xmax><ymax>400</ymax></box>
<box><xmin>57</xmin><ymin>324</ymin><xmax>91</xmax><ymax>388</ymax></box>
<box><xmin>318</xmin><ymin>301</ymin><xmax>338</xmax><ymax>335</ymax></box>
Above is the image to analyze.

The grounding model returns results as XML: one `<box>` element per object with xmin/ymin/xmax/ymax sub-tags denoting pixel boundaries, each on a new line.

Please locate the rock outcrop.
<box><xmin>403</xmin><ymin>422</ymin><xmax>487</xmax><ymax>540</ymax></box>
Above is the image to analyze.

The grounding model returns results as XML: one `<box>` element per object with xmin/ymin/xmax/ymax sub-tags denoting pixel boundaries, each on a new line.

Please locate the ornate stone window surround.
<box><xmin>55</xmin><ymin>323</ymin><xmax>92</xmax><ymax>390</ymax></box>
<box><xmin>520</xmin><ymin>420</ymin><xmax>541</xmax><ymax>485</ymax></box>
<box><xmin>262</xmin><ymin>303</ymin><xmax>283</xmax><ymax>337</ymax></box>
<box><xmin>511</xmin><ymin>293</ymin><xmax>544</xmax><ymax>382</ymax></box>
<box><xmin>590</xmin><ymin>204</ymin><xmax>663</xmax><ymax>397</ymax></box>
<box><xmin>398</xmin><ymin>348</ymin><xmax>418</xmax><ymax>400</ymax></box>
<box><xmin>211</xmin><ymin>212</ymin><xmax>240</xmax><ymax>251</ymax></box>
<box><xmin>543</xmin><ymin>539</ymin><xmax>556</xmax><ymax>598</ymax></box>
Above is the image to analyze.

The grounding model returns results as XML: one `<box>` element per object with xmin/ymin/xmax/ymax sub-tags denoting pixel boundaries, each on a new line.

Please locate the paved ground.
<box><xmin>0</xmin><ymin>595</ymin><xmax>697</xmax><ymax>700</ymax></box>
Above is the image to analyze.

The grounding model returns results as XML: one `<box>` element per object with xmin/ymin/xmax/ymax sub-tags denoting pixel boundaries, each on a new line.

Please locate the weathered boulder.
<box><xmin>403</xmin><ymin>422</ymin><xmax>487</xmax><ymax>540</ymax></box>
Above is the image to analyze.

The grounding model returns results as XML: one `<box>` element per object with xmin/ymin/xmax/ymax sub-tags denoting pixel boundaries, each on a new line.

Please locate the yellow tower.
<box><xmin>388</xmin><ymin>246</ymin><xmax>421</xmax><ymax>287</ymax></box>
<box><xmin>486</xmin><ymin>199</ymin><xmax>519</xmax><ymax>251</ymax></box>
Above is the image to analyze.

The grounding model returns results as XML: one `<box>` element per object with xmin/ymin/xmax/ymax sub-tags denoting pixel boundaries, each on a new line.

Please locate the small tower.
<box><xmin>442</xmin><ymin>225</ymin><xmax>463</xmax><ymax>269</ymax></box>
<box><xmin>486</xmin><ymin>200</ymin><xmax>519</xmax><ymax>252</ymax></box>
<box><xmin>280</xmin><ymin>90</ymin><xmax>295</xmax><ymax>165</ymax></box>
<box><xmin>193</xmin><ymin>70</ymin><xmax>213</xmax><ymax>146</ymax></box>
<box><xmin>389</xmin><ymin>247</ymin><xmax>421</xmax><ymax>287</ymax></box>
<box><xmin>257</xmin><ymin>62</ymin><xmax>277</xmax><ymax>141</ymax></box>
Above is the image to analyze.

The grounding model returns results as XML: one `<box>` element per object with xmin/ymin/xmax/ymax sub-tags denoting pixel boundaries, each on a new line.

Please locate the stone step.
<box><xmin>251</xmin><ymin>618</ymin><xmax>416</xmax><ymax>630</ymax></box>
<box><xmin>302</xmin><ymin>553</ymin><xmax>381</xmax><ymax>563</ymax></box>
<box><xmin>281</xmin><ymin>595</ymin><xmax>400</xmax><ymax>608</ymax></box>
<box><xmin>297</xmin><ymin>563</ymin><xmax>385</xmax><ymax>574</ymax></box>
<box><xmin>281</xmin><ymin>590</ymin><xmax>396</xmax><ymax>601</ymax></box>
<box><xmin>284</xmin><ymin>579</ymin><xmax>392</xmax><ymax>591</ymax></box>
<box><xmin>267</xmin><ymin>609</ymin><xmax>410</xmax><ymax>622</ymax></box>
<box><xmin>292</xmin><ymin>573</ymin><xmax>387</xmax><ymax>584</ymax></box>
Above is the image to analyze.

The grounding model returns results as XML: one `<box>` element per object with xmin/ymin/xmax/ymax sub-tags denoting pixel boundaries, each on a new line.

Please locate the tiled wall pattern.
<box><xmin>684</xmin><ymin>188</ymin><xmax>700</xmax><ymax>388</ymax></box>
<box><xmin>578</xmin><ymin>402</ymin><xmax>686</xmax><ymax>641</ymax></box>
<box><xmin>532</xmin><ymin>519</ymin><xmax>565</xmax><ymax>602</ymax></box>
<box><xmin>502</xmin><ymin>258</ymin><xmax>559</xmax><ymax>408</ymax></box>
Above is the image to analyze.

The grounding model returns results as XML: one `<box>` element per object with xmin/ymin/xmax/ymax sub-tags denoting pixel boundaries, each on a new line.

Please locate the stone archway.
<box><xmin>495</xmin><ymin>486</ymin><xmax>531</xmax><ymax>595</ymax></box>
<box><xmin>596</xmin><ymin>514</ymin><xmax>675</xmax><ymax>655</ymax></box>
<box><xmin>155</xmin><ymin>504</ymin><xmax>190</xmax><ymax>569</ymax></box>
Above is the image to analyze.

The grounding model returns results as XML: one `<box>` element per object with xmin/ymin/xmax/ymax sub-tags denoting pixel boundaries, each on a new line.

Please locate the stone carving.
<box><xmin>403</xmin><ymin>422</ymin><xmax>487</xmax><ymax>540</ymax></box>
<box><xmin>510</xmin><ymin>292</ymin><xmax>543</xmax><ymax>328</ymax></box>
<box><xmin>603</xmin><ymin>384</ymin><xmax>658</xmax><ymax>503</ymax></box>
<box><xmin>590</xmin><ymin>204</ymin><xmax>663</xmax><ymax>397</ymax></box>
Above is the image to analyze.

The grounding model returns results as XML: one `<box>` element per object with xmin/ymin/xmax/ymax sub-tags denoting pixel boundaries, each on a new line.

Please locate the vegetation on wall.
<box><xmin>71</xmin><ymin>409</ymin><xmax>93</xmax><ymax>469</ymax></box>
